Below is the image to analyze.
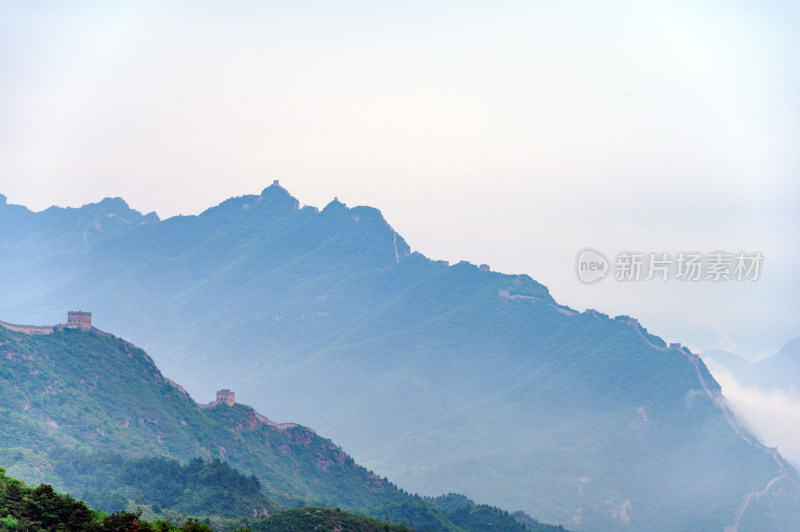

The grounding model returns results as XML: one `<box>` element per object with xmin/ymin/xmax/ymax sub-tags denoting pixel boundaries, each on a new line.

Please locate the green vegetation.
<box><xmin>248</xmin><ymin>506</ymin><xmax>411</xmax><ymax>532</ymax></box>
<box><xmin>51</xmin><ymin>451</ymin><xmax>278</xmax><ymax>518</ymax></box>
<box><xmin>0</xmin><ymin>325</ymin><xmax>570</xmax><ymax>531</ymax></box>
<box><xmin>0</xmin><ymin>324</ymin><xmax>408</xmax><ymax>513</ymax></box>
<box><xmin>370</xmin><ymin>498</ymin><xmax>460</xmax><ymax>532</ymax></box>
<box><xmin>0</xmin><ymin>466</ymin><xmax>414</xmax><ymax>532</ymax></box>
<box><xmin>0</xmin><ymin>465</ymin><xmax>219</xmax><ymax>531</ymax></box>
<box><xmin>427</xmin><ymin>494</ymin><xmax>568</xmax><ymax>532</ymax></box>
<box><xmin>0</xmin><ymin>186</ymin><xmax>798</xmax><ymax>529</ymax></box>
<box><xmin>4</xmin><ymin>463</ymin><xmax>576</xmax><ymax>532</ymax></box>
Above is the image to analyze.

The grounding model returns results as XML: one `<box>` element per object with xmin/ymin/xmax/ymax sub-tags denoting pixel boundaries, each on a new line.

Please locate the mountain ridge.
<box><xmin>0</xmin><ymin>319</ymin><xmax>566</xmax><ymax>531</ymax></box>
<box><xmin>1</xmin><ymin>185</ymin><xmax>798</xmax><ymax>530</ymax></box>
<box><xmin>703</xmin><ymin>339</ymin><xmax>800</xmax><ymax>392</ymax></box>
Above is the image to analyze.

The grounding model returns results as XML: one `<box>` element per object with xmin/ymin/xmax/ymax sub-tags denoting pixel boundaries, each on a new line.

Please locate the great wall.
<box><xmin>0</xmin><ymin>310</ymin><xmax>300</xmax><ymax>434</ymax></box>
<box><xmin>0</xmin><ymin>310</ymin><xmax>93</xmax><ymax>335</ymax></box>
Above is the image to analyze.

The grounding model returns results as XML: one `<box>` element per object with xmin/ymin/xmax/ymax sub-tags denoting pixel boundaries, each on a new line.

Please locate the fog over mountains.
<box><xmin>704</xmin><ymin>339</ymin><xmax>800</xmax><ymax>393</ymax></box>
<box><xmin>702</xmin><ymin>339</ymin><xmax>800</xmax><ymax>468</ymax></box>
<box><xmin>1</xmin><ymin>184</ymin><xmax>798</xmax><ymax>531</ymax></box>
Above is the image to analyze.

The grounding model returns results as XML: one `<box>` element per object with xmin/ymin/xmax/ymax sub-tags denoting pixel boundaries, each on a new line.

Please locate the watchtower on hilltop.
<box><xmin>216</xmin><ymin>389</ymin><xmax>235</xmax><ymax>406</ymax></box>
<box><xmin>66</xmin><ymin>311</ymin><xmax>92</xmax><ymax>331</ymax></box>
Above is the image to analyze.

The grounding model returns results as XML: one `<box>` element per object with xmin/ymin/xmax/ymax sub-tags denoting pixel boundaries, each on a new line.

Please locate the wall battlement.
<box><xmin>0</xmin><ymin>320</ymin><xmax>55</xmax><ymax>335</ymax></box>
<box><xmin>0</xmin><ymin>311</ymin><xmax>93</xmax><ymax>335</ymax></box>
<box><xmin>216</xmin><ymin>389</ymin><xmax>235</xmax><ymax>406</ymax></box>
<box><xmin>66</xmin><ymin>311</ymin><xmax>92</xmax><ymax>331</ymax></box>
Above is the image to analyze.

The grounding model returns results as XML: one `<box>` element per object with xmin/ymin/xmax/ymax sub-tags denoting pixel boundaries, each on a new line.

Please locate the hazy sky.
<box><xmin>1</xmin><ymin>1</ymin><xmax>798</xmax><ymax>360</ymax></box>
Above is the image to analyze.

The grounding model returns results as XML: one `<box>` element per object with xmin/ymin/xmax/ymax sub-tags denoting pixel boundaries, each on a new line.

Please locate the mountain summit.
<box><xmin>0</xmin><ymin>186</ymin><xmax>798</xmax><ymax>531</ymax></box>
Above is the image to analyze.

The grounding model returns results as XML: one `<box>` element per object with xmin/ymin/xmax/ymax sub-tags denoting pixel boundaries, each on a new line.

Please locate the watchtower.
<box><xmin>216</xmin><ymin>389</ymin><xmax>235</xmax><ymax>406</ymax></box>
<box><xmin>66</xmin><ymin>311</ymin><xmax>92</xmax><ymax>331</ymax></box>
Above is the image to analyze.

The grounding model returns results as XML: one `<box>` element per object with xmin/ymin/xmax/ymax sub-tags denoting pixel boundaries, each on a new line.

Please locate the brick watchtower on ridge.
<box><xmin>216</xmin><ymin>389</ymin><xmax>235</xmax><ymax>406</ymax></box>
<box><xmin>66</xmin><ymin>311</ymin><xmax>92</xmax><ymax>331</ymax></box>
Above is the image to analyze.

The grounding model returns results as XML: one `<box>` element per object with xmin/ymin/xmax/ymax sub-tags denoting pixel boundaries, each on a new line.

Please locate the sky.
<box><xmin>0</xmin><ymin>1</ymin><xmax>798</xmax><ymax>362</ymax></box>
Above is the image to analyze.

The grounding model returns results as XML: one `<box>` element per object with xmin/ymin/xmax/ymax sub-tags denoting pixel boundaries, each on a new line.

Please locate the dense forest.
<box><xmin>0</xmin><ymin>467</ymin><xmax>419</xmax><ymax>532</ymax></box>
<box><xmin>0</xmin><ymin>466</ymin><xmax>221</xmax><ymax>531</ymax></box>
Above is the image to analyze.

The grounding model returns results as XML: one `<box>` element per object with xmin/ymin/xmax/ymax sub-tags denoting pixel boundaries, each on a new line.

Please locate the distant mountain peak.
<box><xmin>0</xmin><ymin>194</ymin><xmax>6</xmax><ymax>205</ymax></box>
<box><xmin>95</xmin><ymin>196</ymin><xmax>129</xmax><ymax>208</ymax></box>
<box><xmin>322</xmin><ymin>196</ymin><xmax>348</xmax><ymax>213</ymax></box>
<box><xmin>258</xmin><ymin>180</ymin><xmax>300</xmax><ymax>211</ymax></box>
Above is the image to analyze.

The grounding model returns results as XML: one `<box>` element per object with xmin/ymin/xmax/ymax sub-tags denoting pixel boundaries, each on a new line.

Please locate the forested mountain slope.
<box><xmin>0</xmin><ymin>185</ymin><xmax>797</xmax><ymax>530</ymax></box>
